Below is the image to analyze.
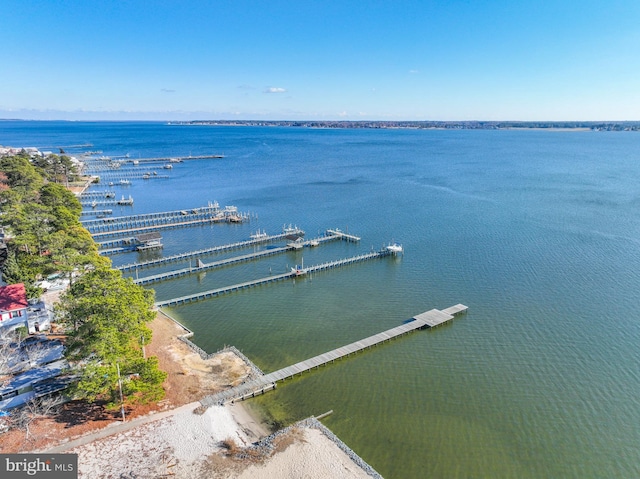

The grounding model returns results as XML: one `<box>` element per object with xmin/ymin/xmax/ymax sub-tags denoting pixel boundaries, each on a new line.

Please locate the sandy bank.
<box><xmin>70</xmin><ymin>405</ymin><xmax>378</xmax><ymax>479</ymax></box>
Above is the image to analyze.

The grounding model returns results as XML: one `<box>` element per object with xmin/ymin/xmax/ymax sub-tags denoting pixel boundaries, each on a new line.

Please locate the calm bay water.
<box><xmin>2</xmin><ymin>121</ymin><xmax>640</xmax><ymax>478</ymax></box>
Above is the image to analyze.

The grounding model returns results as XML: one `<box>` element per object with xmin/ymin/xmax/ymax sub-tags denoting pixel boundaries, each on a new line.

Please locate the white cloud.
<box><xmin>264</xmin><ymin>87</ymin><xmax>287</xmax><ymax>93</ymax></box>
<box><xmin>161</xmin><ymin>88</ymin><xmax>176</xmax><ymax>93</ymax></box>
<box><xmin>338</xmin><ymin>111</ymin><xmax>348</xmax><ymax>117</ymax></box>
<box><xmin>409</xmin><ymin>69</ymin><xmax>419</xmax><ymax>74</ymax></box>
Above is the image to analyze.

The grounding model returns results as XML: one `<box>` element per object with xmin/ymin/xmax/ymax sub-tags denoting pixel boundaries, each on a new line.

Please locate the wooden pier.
<box><xmin>90</xmin><ymin>210</ymin><xmax>249</xmax><ymax>240</ymax></box>
<box><xmin>81</xmin><ymin>198</ymin><xmax>130</xmax><ymax>207</ymax></box>
<box><xmin>131</xmin><ymin>235</ymin><xmax>338</xmax><ymax>285</ymax></box>
<box><xmin>94</xmin><ymin>173</ymin><xmax>171</xmax><ymax>181</ymax></box>
<box><xmin>79</xmin><ymin>190</ymin><xmax>117</xmax><ymax>198</ymax></box>
<box><xmin>82</xmin><ymin>205</ymin><xmax>222</xmax><ymax>232</ymax></box>
<box><xmin>325</xmin><ymin>229</ymin><xmax>361</xmax><ymax>242</ymax></box>
<box><xmin>84</xmin><ymin>165</ymin><xmax>175</xmax><ymax>174</ymax></box>
<box><xmin>134</xmin><ymin>247</ymin><xmax>291</xmax><ymax>285</ymax></box>
<box><xmin>154</xmin><ymin>250</ymin><xmax>390</xmax><ymax>307</ymax></box>
<box><xmin>80</xmin><ymin>209</ymin><xmax>113</xmax><ymax>217</ymax></box>
<box><xmin>116</xmin><ymin>230</ymin><xmax>305</xmax><ymax>267</ymax></box>
<box><xmin>199</xmin><ymin>304</ymin><xmax>468</xmax><ymax>406</ymax></box>
<box><xmin>123</xmin><ymin>154</ymin><xmax>224</xmax><ymax>163</ymax></box>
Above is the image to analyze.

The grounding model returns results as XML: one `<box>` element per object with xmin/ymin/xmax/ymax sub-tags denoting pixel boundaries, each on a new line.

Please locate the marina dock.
<box><xmin>81</xmin><ymin>198</ymin><xmax>131</xmax><ymax>207</ymax></box>
<box><xmin>99</xmin><ymin>228</ymin><xmax>303</xmax><ymax>256</ymax></box>
<box><xmin>325</xmin><ymin>229</ymin><xmax>361</xmax><ymax>242</ymax></box>
<box><xmin>80</xmin><ymin>209</ymin><xmax>113</xmax><ymax>217</ymax></box>
<box><xmin>88</xmin><ymin>154</ymin><xmax>224</xmax><ymax>165</ymax></box>
<box><xmin>82</xmin><ymin>204</ymin><xmax>223</xmax><ymax>232</ymax></box>
<box><xmin>79</xmin><ymin>190</ymin><xmax>117</xmax><ymax>198</ymax></box>
<box><xmin>130</xmin><ymin>235</ymin><xmax>339</xmax><ymax>285</ymax></box>
<box><xmin>199</xmin><ymin>304</ymin><xmax>468</xmax><ymax>406</ymax></box>
<box><xmin>122</xmin><ymin>154</ymin><xmax>224</xmax><ymax>163</ymax></box>
<box><xmin>93</xmin><ymin>173</ymin><xmax>171</xmax><ymax>182</ymax></box>
<box><xmin>90</xmin><ymin>211</ymin><xmax>248</xmax><ymax>241</ymax></box>
<box><xmin>116</xmin><ymin>230</ymin><xmax>305</xmax><ymax>267</ymax></box>
<box><xmin>155</xmin><ymin>250</ymin><xmax>391</xmax><ymax>307</ymax></box>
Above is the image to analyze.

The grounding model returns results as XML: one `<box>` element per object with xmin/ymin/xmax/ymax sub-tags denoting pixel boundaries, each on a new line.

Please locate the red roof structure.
<box><xmin>0</xmin><ymin>283</ymin><xmax>28</xmax><ymax>312</ymax></box>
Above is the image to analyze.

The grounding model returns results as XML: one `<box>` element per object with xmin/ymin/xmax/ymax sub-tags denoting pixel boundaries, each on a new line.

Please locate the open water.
<box><xmin>2</xmin><ymin>121</ymin><xmax>640</xmax><ymax>478</ymax></box>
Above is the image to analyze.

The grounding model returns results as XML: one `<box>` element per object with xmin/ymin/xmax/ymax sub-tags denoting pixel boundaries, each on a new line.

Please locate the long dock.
<box><xmin>80</xmin><ymin>209</ymin><xmax>113</xmax><ymax>217</ymax></box>
<box><xmin>91</xmin><ymin>212</ymin><xmax>249</xmax><ymax>241</ymax></box>
<box><xmin>88</xmin><ymin>154</ymin><xmax>224</xmax><ymax>166</ymax></box>
<box><xmin>114</xmin><ymin>228</ymin><xmax>327</xmax><ymax>270</ymax></box>
<box><xmin>199</xmin><ymin>304</ymin><xmax>468</xmax><ymax>406</ymax></box>
<box><xmin>130</xmin><ymin>235</ymin><xmax>337</xmax><ymax>285</ymax></box>
<box><xmin>82</xmin><ymin>205</ymin><xmax>222</xmax><ymax>232</ymax></box>
<box><xmin>325</xmin><ymin>229</ymin><xmax>361</xmax><ymax>242</ymax></box>
<box><xmin>85</xmin><ymin>171</ymin><xmax>173</xmax><ymax>180</ymax></box>
<box><xmin>100</xmin><ymin>230</ymin><xmax>299</xmax><ymax>256</ymax></box>
<box><xmin>84</xmin><ymin>165</ymin><xmax>176</xmax><ymax>173</ymax></box>
<box><xmin>123</xmin><ymin>154</ymin><xmax>224</xmax><ymax>163</ymax></box>
<box><xmin>155</xmin><ymin>250</ymin><xmax>390</xmax><ymax>307</ymax></box>
<box><xmin>81</xmin><ymin>198</ymin><xmax>134</xmax><ymax>207</ymax></box>
<box><xmin>79</xmin><ymin>190</ymin><xmax>117</xmax><ymax>198</ymax></box>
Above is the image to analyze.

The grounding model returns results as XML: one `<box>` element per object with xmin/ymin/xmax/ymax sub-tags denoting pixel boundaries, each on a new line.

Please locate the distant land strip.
<box><xmin>168</xmin><ymin>120</ymin><xmax>640</xmax><ymax>131</ymax></box>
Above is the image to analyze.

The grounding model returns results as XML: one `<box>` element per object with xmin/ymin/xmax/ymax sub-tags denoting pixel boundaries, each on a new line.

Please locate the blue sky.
<box><xmin>1</xmin><ymin>0</ymin><xmax>639</xmax><ymax>120</ymax></box>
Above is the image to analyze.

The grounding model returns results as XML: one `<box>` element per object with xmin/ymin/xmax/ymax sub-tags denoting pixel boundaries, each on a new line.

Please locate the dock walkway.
<box><xmin>325</xmin><ymin>229</ymin><xmax>361</xmax><ymax>242</ymax></box>
<box><xmin>79</xmin><ymin>190</ymin><xmax>117</xmax><ymax>198</ymax></box>
<box><xmin>94</xmin><ymin>173</ymin><xmax>170</xmax><ymax>181</ymax></box>
<box><xmin>124</xmin><ymin>154</ymin><xmax>224</xmax><ymax>163</ymax></box>
<box><xmin>80</xmin><ymin>209</ymin><xmax>113</xmax><ymax>217</ymax></box>
<box><xmin>83</xmin><ymin>205</ymin><xmax>222</xmax><ymax>233</ymax></box>
<box><xmin>199</xmin><ymin>304</ymin><xmax>468</xmax><ymax>406</ymax></box>
<box><xmin>131</xmin><ymin>235</ymin><xmax>338</xmax><ymax>285</ymax></box>
<box><xmin>116</xmin><ymin>230</ymin><xmax>305</xmax><ymax>268</ymax></box>
<box><xmin>81</xmin><ymin>198</ymin><xmax>131</xmax><ymax>207</ymax></box>
<box><xmin>91</xmin><ymin>212</ymin><xmax>248</xmax><ymax>241</ymax></box>
<box><xmin>155</xmin><ymin>250</ymin><xmax>389</xmax><ymax>307</ymax></box>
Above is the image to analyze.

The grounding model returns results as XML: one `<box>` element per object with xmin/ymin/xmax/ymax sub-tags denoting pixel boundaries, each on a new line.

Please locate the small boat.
<box><xmin>283</xmin><ymin>224</ymin><xmax>299</xmax><ymax>235</ymax></box>
<box><xmin>117</xmin><ymin>195</ymin><xmax>134</xmax><ymax>206</ymax></box>
<box><xmin>291</xmin><ymin>258</ymin><xmax>306</xmax><ymax>276</ymax></box>
<box><xmin>142</xmin><ymin>174</ymin><xmax>150</xmax><ymax>180</ymax></box>
<box><xmin>108</xmin><ymin>182</ymin><xmax>114</xmax><ymax>186</ymax></box>
<box><xmin>119</xmin><ymin>179</ymin><xmax>131</xmax><ymax>185</ymax></box>
<box><xmin>163</xmin><ymin>164</ymin><xmax>173</xmax><ymax>169</ymax></box>
<box><xmin>386</xmin><ymin>243</ymin><xmax>403</xmax><ymax>255</ymax></box>
<box><xmin>250</xmin><ymin>229</ymin><xmax>268</xmax><ymax>240</ymax></box>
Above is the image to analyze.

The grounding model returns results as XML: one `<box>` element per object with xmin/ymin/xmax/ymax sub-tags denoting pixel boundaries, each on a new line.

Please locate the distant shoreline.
<box><xmin>167</xmin><ymin>120</ymin><xmax>640</xmax><ymax>132</ymax></box>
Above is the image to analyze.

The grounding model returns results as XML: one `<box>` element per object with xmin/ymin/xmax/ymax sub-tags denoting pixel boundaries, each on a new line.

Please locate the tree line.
<box><xmin>0</xmin><ymin>153</ymin><xmax>165</xmax><ymax>407</ymax></box>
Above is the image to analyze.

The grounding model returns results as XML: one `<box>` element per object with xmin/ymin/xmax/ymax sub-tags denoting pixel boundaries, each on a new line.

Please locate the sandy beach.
<box><xmin>65</xmin><ymin>402</ymin><xmax>376</xmax><ymax>479</ymax></box>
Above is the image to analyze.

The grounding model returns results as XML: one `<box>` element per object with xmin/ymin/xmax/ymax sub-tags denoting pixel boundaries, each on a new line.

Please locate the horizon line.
<box><xmin>2</xmin><ymin>118</ymin><xmax>639</xmax><ymax>124</ymax></box>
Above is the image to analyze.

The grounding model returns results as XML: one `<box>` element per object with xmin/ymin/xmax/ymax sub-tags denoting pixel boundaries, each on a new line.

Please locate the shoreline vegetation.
<box><xmin>0</xmin><ymin>151</ymin><xmax>379</xmax><ymax>478</ymax></box>
<box><xmin>167</xmin><ymin>119</ymin><xmax>640</xmax><ymax>131</ymax></box>
<box><xmin>2</xmin><ymin>118</ymin><xmax>639</xmax><ymax>131</ymax></box>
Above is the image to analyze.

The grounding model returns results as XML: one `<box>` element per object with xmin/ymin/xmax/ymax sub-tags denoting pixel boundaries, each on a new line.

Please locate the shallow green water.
<box><xmin>3</xmin><ymin>122</ymin><xmax>640</xmax><ymax>478</ymax></box>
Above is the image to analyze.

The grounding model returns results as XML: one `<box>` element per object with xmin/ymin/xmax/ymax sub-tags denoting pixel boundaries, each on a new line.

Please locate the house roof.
<box><xmin>0</xmin><ymin>283</ymin><xmax>28</xmax><ymax>312</ymax></box>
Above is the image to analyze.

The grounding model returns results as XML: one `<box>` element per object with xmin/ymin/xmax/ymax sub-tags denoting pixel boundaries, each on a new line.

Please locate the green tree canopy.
<box><xmin>0</xmin><ymin>153</ymin><xmax>166</xmax><ymax>406</ymax></box>
<box><xmin>59</xmin><ymin>268</ymin><xmax>166</xmax><ymax>406</ymax></box>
